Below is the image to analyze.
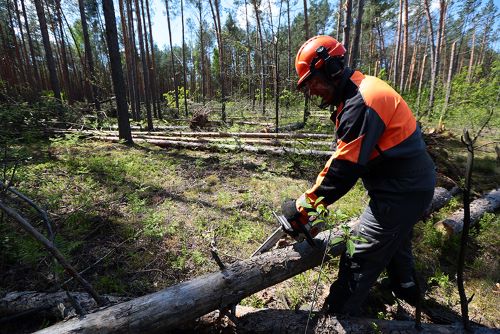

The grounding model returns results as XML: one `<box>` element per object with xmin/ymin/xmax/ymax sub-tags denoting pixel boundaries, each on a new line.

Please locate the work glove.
<box><xmin>281</xmin><ymin>199</ymin><xmax>324</xmax><ymax>245</ymax></box>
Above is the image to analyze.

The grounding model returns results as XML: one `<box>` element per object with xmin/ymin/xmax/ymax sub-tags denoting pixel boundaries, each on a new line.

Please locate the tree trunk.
<box><xmin>196</xmin><ymin>0</ymin><xmax>205</xmax><ymax>104</ymax></box>
<box><xmin>405</xmin><ymin>17</ymin><xmax>422</xmax><ymax>91</ymax></box>
<box><xmin>102</xmin><ymin>0</ymin><xmax>133</xmax><ymax>144</ymax></box>
<box><xmin>303</xmin><ymin>0</ymin><xmax>310</xmax><ymax>39</ymax></box>
<box><xmin>392</xmin><ymin>0</ymin><xmax>402</xmax><ymax>85</ymax></box>
<box><xmin>12</xmin><ymin>0</ymin><xmax>32</xmax><ymax>88</ymax></box>
<box><xmin>34</xmin><ymin>229</ymin><xmax>346</xmax><ymax>333</ymax></box>
<box><xmin>165</xmin><ymin>0</ymin><xmax>179</xmax><ymax>115</ymax></box>
<box><xmin>350</xmin><ymin>0</ymin><xmax>365</xmax><ymax>68</ymax></box>
<box><xmin>342</xmin><ymin>0</ymin><xmax>352</xmax><ymax>66</ymax></box>
<box><xmin>55</xmin><ymin>0</ymin><xmax>72</xmax><ymax>103</ymax></box>
<box><xmin>20</xmin><ymin>0</ymin><xmax>41</xmax><ymax>90</ymax></box>
<box><xmin>438</xmin><ymin>40</ymin><xmax>457</xmax><ymax>129</ymax></box>
<box><xmin>118</xmin><ymin>0</ymin><xmax>134</xmax><ymax>120</ymax></box>
<box><xmin>140</xmin><ymin>0</ymin><xmax>156</xmax><ymax>119</ymax></box>
<box><xmin>126</xmin><ymin>0</ymin><xmax>141</xmax><ymax>121</ymax></box>
<box><xmin>251</xmin><ymin>0</ymin><xmax>266</xmax><ymax>116</ymax></box>
<box><xmin>336</xmin><ymin>0</ymin><xmax>343</xmax><ymax>39</ymax></box>
<box><xmin>33</xmin><ymin>0</ymin><xmax>62</xmax><ymax>104</ymax></box>
<box><xmin>399</xmin><ymin>0</ymin><xmax>408</xmax><ymax>92</ymax></box>
<box><xmin>78</xmin><ymin>0</ymin><xmax>100</xmax><ymax>110</ymax></box>
<box><xmin>145</xmin><ymin>0</ymin><xmax>160</xmax><ymax>118</ymax></box>
<box><xmin>0</xmin><ymin>291</ymin><xmax>128</xmax><ymax>319</ymax></box>
<box><xmin>466</xmin><ymin>28</ymin><xmax>476</xmax><ymax>83</ymax></box>
<box><xmin>134</xmin><ymin>0</ymin><xmax>153</xmax><ymax>130</ymax></box>
<box><xmin>180</xmin><ymin>0</ymin><xmax>189</xmax><ymax>117</ymax></box>
<box><xmin>423</xmin><ymin>0</ymin><xmax>436</xmax><ymax>117</ymax></box>
<box><xmin>434</xmin><ymin>188</ymin><xmax>500</xmax><ymax>235</ymax></box>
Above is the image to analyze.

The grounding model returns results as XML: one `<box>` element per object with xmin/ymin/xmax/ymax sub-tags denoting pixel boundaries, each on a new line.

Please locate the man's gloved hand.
<box><xmin>281</xmin><ymin>199</ymin><xmax>324</xmax><ymax>244</ymax></box>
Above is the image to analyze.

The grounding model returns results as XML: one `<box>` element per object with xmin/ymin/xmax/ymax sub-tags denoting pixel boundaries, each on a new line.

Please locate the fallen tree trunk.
<box><xmin>0</xmin><ymin>291</ymin><xmax>128</xmax><ymax>319</ymax></box>
<box><xmin>55</xmin><ymin>128</ymin><xmax>333</xmax><ymax>140</ymax></box>
<box><xmin>425</xmin><ymin>186</ymin><xmax>460</xmax><ymax>217</ymax></box>
<box><xmin>434</xmin><ymin>188</ymin><xmax>500</xmax><ymax>235</ymax></box>
<box><xmin>119</xmin><ymin>133</ymin><xmax>331</xmax><ymax>148</ymax></box>
<box><xmin>93</xmin><ymin>135</ymin><xmax>334</xmax><ymax>157</ymax></box>
<box><xmin>189</xmin><ymin>306</ymin><xmax>497</xmax><ymax>334</ymax></box>
<box><xmin>34</xmin><ymin>230</ymin><xmax>345</xmax><ymax>333</ymax></box>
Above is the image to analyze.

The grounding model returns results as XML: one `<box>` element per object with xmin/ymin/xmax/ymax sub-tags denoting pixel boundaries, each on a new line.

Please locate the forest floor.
<box><xmin>0</xmin><ymin>105</ymin><xmax>499</xmax><ymax>332</ymax></box>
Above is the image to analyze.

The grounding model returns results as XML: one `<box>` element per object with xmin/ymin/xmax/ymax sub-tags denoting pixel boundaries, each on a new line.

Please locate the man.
<box><xmin>282</xmin><ymin>35</ymin><xmax>436</xmax><ymax>315</ymax></box>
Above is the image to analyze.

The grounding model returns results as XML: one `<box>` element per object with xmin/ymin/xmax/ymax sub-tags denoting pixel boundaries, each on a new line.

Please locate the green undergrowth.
<box><xmin>0</xmin><ymin>104</ymin><xmax>498</xmax><ymax>328</ymax></box>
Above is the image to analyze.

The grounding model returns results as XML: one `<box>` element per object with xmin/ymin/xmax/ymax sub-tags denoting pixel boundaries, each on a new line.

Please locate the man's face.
<box><xmin>303</xmin><ymin>73</ymin><xmax>336</xmax><ymax>108</ymax></box>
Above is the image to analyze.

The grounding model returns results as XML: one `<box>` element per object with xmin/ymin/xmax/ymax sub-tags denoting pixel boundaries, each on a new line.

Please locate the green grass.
<box><xmin>0</xmin><ymin>103</ymin><xmax>498</xmax><ymax>327</ymax></box>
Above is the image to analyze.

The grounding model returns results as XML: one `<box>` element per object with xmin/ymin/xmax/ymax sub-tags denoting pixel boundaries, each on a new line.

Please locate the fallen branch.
<box><xmin>0</xmin><ymin>201</ymin><xmax>107</xmax><ymax>307</ymax></box>
<box><xmin>434</xmin><ymin>188</ymin><xmax>500</xmax><ymax>235</ymax></box>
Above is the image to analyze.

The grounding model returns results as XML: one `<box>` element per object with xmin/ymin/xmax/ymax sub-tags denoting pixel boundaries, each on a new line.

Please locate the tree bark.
<box><xmin>434</xmin><ymin>188</ymin><xmax>500</xmax><ymax>235</ymax></box>
<box><xmin>102</xmin><ymin>0</ymin><xmax>133</xmax><ymax>144</ymax></box>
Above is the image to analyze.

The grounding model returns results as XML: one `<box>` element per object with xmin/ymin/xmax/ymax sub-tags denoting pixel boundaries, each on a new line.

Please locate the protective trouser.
<box><xmin>326</xmin><ymin>188</ymin><xmax>434</xmax><ymax>315</ymax></box>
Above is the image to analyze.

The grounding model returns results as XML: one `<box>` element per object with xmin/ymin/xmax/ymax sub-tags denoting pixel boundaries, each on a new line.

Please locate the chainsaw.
<box><xmin>251</xmin><ymin>211</ymin><xmax>323</xmax><ymax>257</ymax></box>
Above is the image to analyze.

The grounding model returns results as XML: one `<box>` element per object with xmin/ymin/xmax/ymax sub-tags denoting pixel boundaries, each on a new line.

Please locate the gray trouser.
<box><xmin>327</xmin><ymin>189</ymin><xmax>434</xmax><ymax>314</ymax></box>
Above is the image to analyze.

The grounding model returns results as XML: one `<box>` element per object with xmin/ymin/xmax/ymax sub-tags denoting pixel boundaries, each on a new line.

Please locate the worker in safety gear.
<box><xmin>282</xmin><ymin>35</ymin><xmax>436</xmax><ymax>315</ymax></box>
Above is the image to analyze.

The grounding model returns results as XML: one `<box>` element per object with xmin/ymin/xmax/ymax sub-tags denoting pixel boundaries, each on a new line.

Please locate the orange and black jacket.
<box><xmin>299</xmin><ymin>69</ymin><xmax>436</xmax><ymax>208</ymax></box>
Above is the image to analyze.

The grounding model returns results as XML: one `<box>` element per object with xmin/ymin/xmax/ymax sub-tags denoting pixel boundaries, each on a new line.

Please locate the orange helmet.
<box><xmin>295</xmin><ymin>35</ymin><xmax>346</xmax><ymax>89</ymax></box>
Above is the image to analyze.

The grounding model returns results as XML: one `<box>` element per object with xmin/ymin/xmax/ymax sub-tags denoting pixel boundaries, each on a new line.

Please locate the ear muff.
<box><xmin>310</xmin><ymin>46</ymin><xmax>344</xmax><ymax>79</ymax></box>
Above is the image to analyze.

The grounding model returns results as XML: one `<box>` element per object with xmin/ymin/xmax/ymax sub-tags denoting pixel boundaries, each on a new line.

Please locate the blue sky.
<box><xmin>147</xmin><ymin>0</ymin><xmax>500</xmax><ymax>50</ymax></box>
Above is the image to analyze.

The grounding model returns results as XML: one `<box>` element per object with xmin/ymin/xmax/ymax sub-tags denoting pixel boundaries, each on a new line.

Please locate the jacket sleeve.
<box><xmin>298</xmin><ymin>95</ymin><xmax>386</xmax><ymax>208</ymax></box>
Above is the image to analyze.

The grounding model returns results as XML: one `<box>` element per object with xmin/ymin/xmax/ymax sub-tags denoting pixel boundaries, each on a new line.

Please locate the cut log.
<box><xmin>264</xmin><ymin>121</ymin><xmax>305</xmax><ymax>132</ymax></box>
<box><xmin>434</xmin><ymin>188</ymin><xmax>500</xmax><ymax>235</ymax></box>
<box><xmin>189</xmin><ymin>306</ymin><xmax>497</xmax><ymax>334</ymax></box>
<box><xmin>34</xmin><ymin>231</ymin><xmax>346</xmax><ymax>333</ymax></box>
<box><xmin>0</xmin><ymin>291</ymin><xmax>128</xmax><ymax>319</ymax></box>
<box><xmin>424</xmin><ymin>186</ymin><xmax>460</xmax><ymax>217</ymax></box>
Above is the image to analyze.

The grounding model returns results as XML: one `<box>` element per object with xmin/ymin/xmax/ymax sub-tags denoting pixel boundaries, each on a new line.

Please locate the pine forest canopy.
<box><xmin>0</xmin><ymin>0</ymin><xmax>498</xmax><ymax>132</ymax></box>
